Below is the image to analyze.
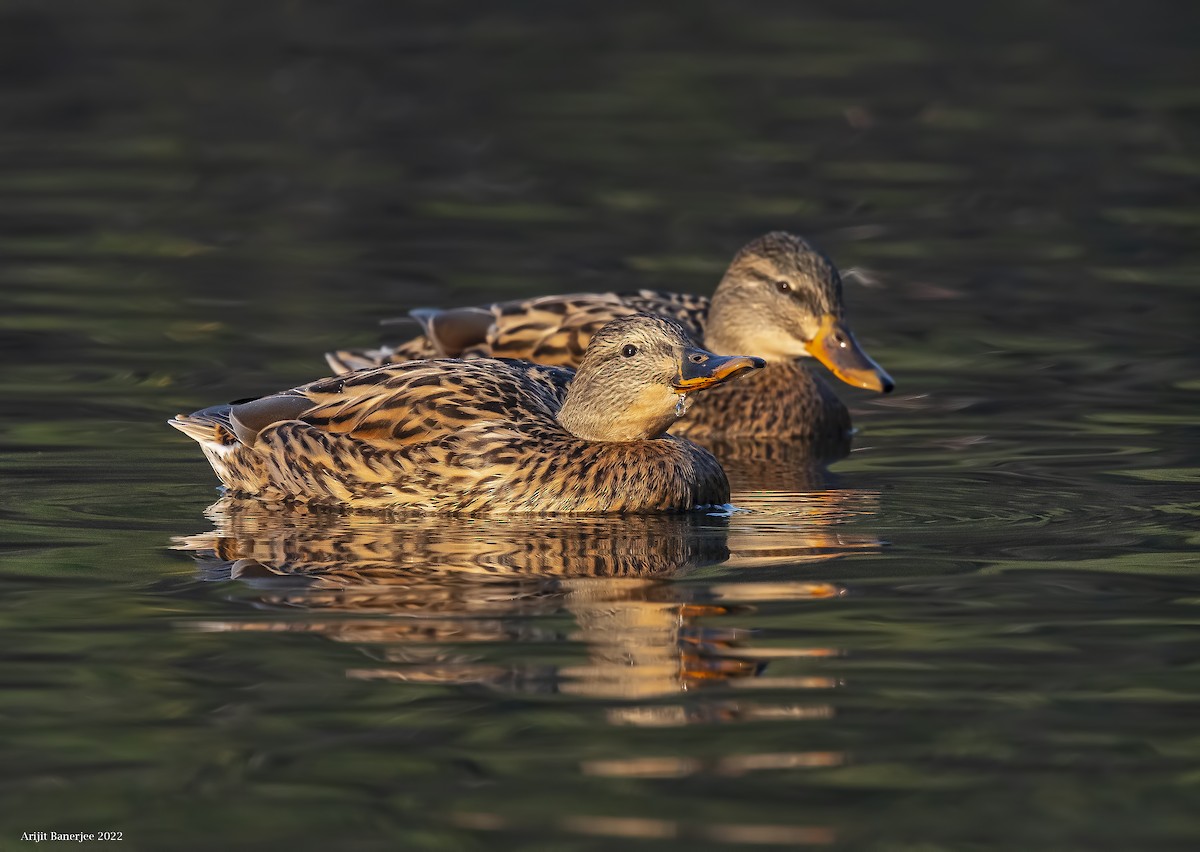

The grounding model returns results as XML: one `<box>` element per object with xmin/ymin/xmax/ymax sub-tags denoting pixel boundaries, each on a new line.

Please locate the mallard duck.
<box><xmin>327</xmin><ymin>232</ymin><xmax>893</xmax><ymax>448</ymax></box>
<box><xmin>170</xmin><ymin>315</ymin><xmax>764</xmax><ymax>513</ymax></box>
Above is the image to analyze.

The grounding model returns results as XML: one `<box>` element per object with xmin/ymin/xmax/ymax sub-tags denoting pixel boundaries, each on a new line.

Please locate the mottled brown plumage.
<box><xmin>327</xmin><ymin>232</ymin><xmax>893</xmax><ymax>446</ymax></box>
<box><xmin>170</xmin><ymin>316</ymin><xmax>763</xmax><ymax>513</ymax></box>
<box><xmin>674</xmin><ymin>360</ymin><xmax>850</xmax><ymax>450</ymax></box>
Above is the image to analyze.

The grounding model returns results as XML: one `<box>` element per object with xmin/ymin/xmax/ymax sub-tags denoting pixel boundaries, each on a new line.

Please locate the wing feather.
<box><xmin>325</xmin><ymin>290</ymin><xmax>713</xmax><ymax>373</ymax></box>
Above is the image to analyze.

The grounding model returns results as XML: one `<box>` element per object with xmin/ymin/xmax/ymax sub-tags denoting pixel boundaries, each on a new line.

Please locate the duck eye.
<box><xmin>775</xmin><ymin>280</ymin><xmax>792</xmax><ymax>293</ymax></box>
<box><xmin>621</xmin><ymin>344</ymin><xmax>638</xmax><ymax>357</ymax></box>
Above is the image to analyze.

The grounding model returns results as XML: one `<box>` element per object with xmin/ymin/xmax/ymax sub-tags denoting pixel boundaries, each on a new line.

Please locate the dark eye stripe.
<box><xmin>743</xmin><ymin>268</ymin><xmax>827</xmax><ymax>314</ymax></box>
<box><xmin>742</xmin><ymin>269</ymin><xmax>776</xmax><ymax>286</ymax></box>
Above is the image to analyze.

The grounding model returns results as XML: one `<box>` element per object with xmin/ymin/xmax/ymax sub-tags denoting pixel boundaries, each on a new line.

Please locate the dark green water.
<box><xmin>2</xmin><ymin>2</ymin><xmax>1198</xmax><ymax>850</ymax></box>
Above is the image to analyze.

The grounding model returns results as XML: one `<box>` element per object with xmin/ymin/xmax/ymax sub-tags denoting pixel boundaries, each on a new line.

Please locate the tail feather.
<box><xmin>324</xmin><ymin>336</ymin><xmax>439</xmax><ymax>374</ymax></box>
<box><xmin>325</xmin><ymin>348</ymin><xmax>389</xmax><ymax>374</ymax></box>
<box><xmin>169</xmin><ymin>404</ymin><xmax>238</xmax><ymax>447</ymax></box>
<box><xmin>325</xmin><ymin>307</ymin><xmax>493</xmax><ymax>375</ymax></box>
<box><xmin>411</xmin><ymin>307</ymin><xmax>493</xmax><ymax>357</ymax></box>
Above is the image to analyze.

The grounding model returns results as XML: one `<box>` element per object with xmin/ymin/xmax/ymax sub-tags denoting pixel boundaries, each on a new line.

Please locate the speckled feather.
<box><xmin>672</xmin><ymin>361</ymin><xmax>850</xmax><ymax>444</ymax></box>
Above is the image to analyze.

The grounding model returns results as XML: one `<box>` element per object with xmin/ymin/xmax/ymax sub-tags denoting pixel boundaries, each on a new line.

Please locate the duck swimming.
<box><xmin>170</xmin><ymin>315</ymin><xmax>764</xmax><ymax>514</ymax></box>
<box><xmin>327</xmin><ymin>232</ymin><xmax>893</xmax><ymax>448</ymax></box>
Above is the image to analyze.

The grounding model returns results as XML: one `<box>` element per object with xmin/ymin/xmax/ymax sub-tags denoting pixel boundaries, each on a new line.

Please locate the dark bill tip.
<box><xmin>674</xmin><ymin>350</ymin><xmax>766</xmax><ymax>393</ymax></box>
<box><xmin>804</xmin><ymin>315</ymin><xmax>894</xmax><ymax>394</ymax></box>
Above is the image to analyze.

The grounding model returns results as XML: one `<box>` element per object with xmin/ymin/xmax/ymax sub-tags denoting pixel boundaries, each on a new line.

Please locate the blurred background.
<box><xmin>1</xmin><ymin>1</ymin><xmax>1198</xmax><ymax>850</ymax></box>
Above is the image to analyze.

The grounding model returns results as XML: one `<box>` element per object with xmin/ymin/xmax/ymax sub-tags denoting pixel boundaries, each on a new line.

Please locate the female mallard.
<box><xmin>327</xmin><ymin>232</ymin><xmax>893</xmax><ymax>448</ymax></box>
<box><xmin>170</xmin><ymin>316</ymin><xmax>764</xmax><ymax>514</ymax></box>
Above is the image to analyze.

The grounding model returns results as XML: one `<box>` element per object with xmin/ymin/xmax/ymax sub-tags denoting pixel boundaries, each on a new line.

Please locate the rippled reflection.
<box><xmin>706</xmin><ymin>438</ymin><xmax>854</xmax><ymax>484</ymax></box>
<box><xmin>174</xmin><ymin>482</ymin><xmax>870</xmax><ymax>704</ymax></box>
<box><xmin>720</xmin><ymin>444</ymin><xmax>883</xmax><ymax>570</ymax></box>
<box><xmin>451</xmin><ymin>810</ymin><xmax>837</xmax><ymax>845</ymax></box>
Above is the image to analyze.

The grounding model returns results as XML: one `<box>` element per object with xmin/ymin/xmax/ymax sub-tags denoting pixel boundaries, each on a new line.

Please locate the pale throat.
<box><xmin>704</xmin><ymin>320</ymin><xmax>811</xmax><ymax>363</ymax></box>
<box><xmin>706</xmin><ymin>295</ymin><xmax>812</xmax><ymax>362</ymax></box>
<box><xmin>558</xmin><ymin>383</ymin><xmax>680</xmax><ymax>442</ymax></box>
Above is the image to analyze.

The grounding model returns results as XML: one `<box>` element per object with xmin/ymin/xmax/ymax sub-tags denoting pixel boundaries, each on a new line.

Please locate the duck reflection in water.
<box><xmin>174</xmin><ymin>491</ymin><xmax>876</xmax><ymax>709</ymax></box>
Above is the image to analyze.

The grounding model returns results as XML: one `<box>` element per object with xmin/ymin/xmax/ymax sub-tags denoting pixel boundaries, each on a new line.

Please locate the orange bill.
<box><xmin>673</xmin><ymin>350</ymin><xmax>766</xmax><ymax>393</ymax></box>
<box><xmin>804</xmin><ymin>314</ymin><xmax>894</xmax><ymax>393</ymax></box>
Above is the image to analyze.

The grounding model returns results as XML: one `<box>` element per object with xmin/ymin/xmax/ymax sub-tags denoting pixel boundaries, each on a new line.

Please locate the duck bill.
<box><xmin>804</xmin><ymin>314</ymin><xmax>894</xmax><ymax>393</ymax></box>
<box><xmin>673</xmin><ymin>350</ymin><xmax>766</xmax><ymax>393</ymax></box>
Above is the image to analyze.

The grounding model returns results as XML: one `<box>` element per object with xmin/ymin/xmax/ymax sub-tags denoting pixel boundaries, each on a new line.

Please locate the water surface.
<box><xmin>1</xmin><ymin>2</ymin><xmax>1198</xmax><ymax>849</ymax></box>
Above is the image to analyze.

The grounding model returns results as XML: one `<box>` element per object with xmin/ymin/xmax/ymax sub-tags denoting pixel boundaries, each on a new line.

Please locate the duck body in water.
<box><xmin>327</xmin><ymin>232</ymin><xmax>893</xmax><ymax>448</ymax></box>
<box><xmin>170</xmin><ymin>316</ymin><xmax>763</xmax><ymax>514</ymax></box>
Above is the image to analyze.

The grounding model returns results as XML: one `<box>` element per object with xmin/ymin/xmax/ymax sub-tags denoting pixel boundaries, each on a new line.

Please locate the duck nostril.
<box><xmin>689</xmin><ymin>353</ymin><xmax>707</xmax><ymax>364</ymax></box>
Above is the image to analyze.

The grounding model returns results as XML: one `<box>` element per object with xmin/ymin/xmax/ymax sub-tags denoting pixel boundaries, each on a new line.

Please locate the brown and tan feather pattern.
<box><xmin>171</xmin><ymin>316</ymin><xmax>758</xmax><ymax>514</ymax></box>
<box><xmin>672</xmin><ymin>361</ymin><xmax>851</xmax><ymax>446</ymax></box>
<box><xmin>326</xmin><ymin>232</ymin><xmax>893</xmax><ymax>447</ymax></box>
<box><xmin>327</xmin><ymin>291</ymin><xmax>706</xmax><ymax>373</ymax></box>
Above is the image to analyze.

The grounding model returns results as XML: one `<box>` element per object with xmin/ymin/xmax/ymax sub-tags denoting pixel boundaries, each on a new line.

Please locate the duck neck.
<box><xmin>705</xmin><ymin>285</ymin><xmax>756</xmax><ymax>356</ymax></box>
<box><xmin>558</xmin><ymin>379</ymin><xmax>677</xmax><ymax>443</ymax></box>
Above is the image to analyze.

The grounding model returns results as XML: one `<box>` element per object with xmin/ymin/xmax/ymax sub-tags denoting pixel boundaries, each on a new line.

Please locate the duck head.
<box><xmin>705</xmin><ymin>232</ymin><xmax>894</xmax><ymax>393</ymax></box>
<box><xmin>558</xmin><ymin>315</ymin><xmax>764</xmax><ymax>442</ymax></box>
